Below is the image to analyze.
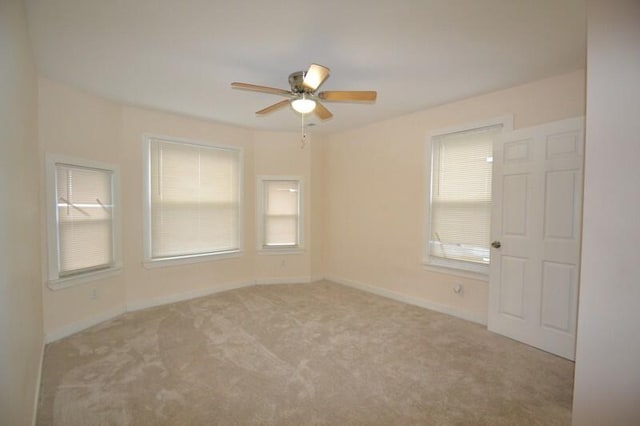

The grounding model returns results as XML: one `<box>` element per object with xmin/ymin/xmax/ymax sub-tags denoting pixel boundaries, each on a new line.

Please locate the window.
<box><xmin>144</xmin><ymin>136</ymin><xmax>242</xmax><ymax>264</ymax></box>
<box><xmin>426</xmin><ymin>118</ymin><xmax>510</xmax><ymax>275</ymax></box>
<box><xmin>46</xmin><ymin>156</ymin><xmax>121</xmax><ymax>288</ymax></box>
<box><xmin>257</xmin><ymin>177</ymin><xmax>303</xmax><ymax>252</ymax></box>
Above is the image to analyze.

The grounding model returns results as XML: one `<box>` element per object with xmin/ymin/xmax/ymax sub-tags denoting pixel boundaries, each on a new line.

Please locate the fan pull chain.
<box><xmin>300</xmin><ymin>113</ymin><xmax>307</xmax><ymax>149</ymax></box>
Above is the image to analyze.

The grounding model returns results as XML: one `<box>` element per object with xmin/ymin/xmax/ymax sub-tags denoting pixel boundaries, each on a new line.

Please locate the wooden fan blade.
<box><xmin>231</xmin><ymin>82</ymin><xmax>291</xmax><ymax>97</ymax></box>
<box><xmin>256</xmin><ymin>100</ymin><xmax>290</xmax><ymax>115</ymax></box>
<box><xmin>314</xmin><ymin>101</ymin><xmax>333</xmax><ymax>120</ymax></box>
<box><xmin>318</xmin><ymin>91</ymin><xmax>377</xmax><ymax>102</ymax></box>
<box><xmin>303</xmin><ymin>64</ymin><xmax>330</xmax><ymax>91</ymax></box>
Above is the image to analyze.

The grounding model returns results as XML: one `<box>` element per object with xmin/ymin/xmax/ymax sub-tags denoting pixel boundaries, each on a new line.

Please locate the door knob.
<box><xmin>491</xmin><ymin>240</ymin><xmax>501</xmax><ymax>248</ymax></box>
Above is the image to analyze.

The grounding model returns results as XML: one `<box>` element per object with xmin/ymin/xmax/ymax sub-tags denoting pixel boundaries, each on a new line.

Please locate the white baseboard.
<box><xmin>255</xmin><ymin>276</ymin><xmax>314</xmax><ymax>285</ymax></box>
<box><xmin>44</xmin><ymin>275</ymin><xmax>485</xmax><ymax>344</ymax></box>
<box><xmin>32</xmin><ymin>338</ymin><xmax>45</xmax><ymax>426</ymax></box>
<box><xmin>126</xmin><ymin>280</ymin><xmax>256</xmax><ymax>312</ymax></box>
<box><xmin>326</xmin><ymin>275</ymin><xmax>487</xmax><ymax>326</ymax></box>
<box><xmin>45</xmin><ymin>305</ymin><xmax>127</xmax><ymax>343</ymax></box>
<box><xmin>46</xmin><ymin>281</ymin><xmax>256</xmax><ymax>343</ymax></box>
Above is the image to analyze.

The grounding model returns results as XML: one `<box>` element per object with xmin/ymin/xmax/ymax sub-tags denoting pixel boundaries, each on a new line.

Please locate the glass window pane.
<box><xmin>55</xmin><ymin>164</ymin><xmax>114</xmax><ymax>275</ymax></box>
<box><xmin>263</xmin><ymin>180</ymin><xmax>299</xmax><ymax>247</ymax></box>
<box><xmin>149</xmin><ymin>139</ymin><xmax>241</xmax><ymax>259</ymax></box>
<box><xmin>430</xmin><ymin>125</ymin><xmax>501</xmax><ymax>265</ymax></box>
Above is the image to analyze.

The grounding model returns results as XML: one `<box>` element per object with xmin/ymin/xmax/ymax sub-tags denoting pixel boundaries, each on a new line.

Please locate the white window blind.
<box><xmin>55</xmin><ymin>164</ymin><xmax>114</xmax><ymax>276</ymax></box>
<box><xmin>429</xmin><ymin>125</ymin><xmax>502</xmax><ymax>266</ymax></box>
<box><xmin>149</xmin><ymin>138</ymin><xmax>241</xmax><ymax>259</ymax></box>
<box><xmin>263</xmin><ymin>180</ymin><xmax>300</xmax><ymax>247</ymax></box>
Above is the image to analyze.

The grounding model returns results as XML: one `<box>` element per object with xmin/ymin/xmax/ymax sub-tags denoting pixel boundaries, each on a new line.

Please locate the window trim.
<box><xmin>256</xmin><ymin>175</ymin><xmax>304</xmax><ymax>255</ymax></box>
<box><xmin>423</xmin><ymin>115</ymin><xmax>513</xmax><ymax>277</ymax></box>
<box><xmin>45</xmin><ymin>154</ymin><xmax>122</xmax><ymax>290</ymax></box>
<box><xmin>142</xmin><ymin>134</ymin><xmax>244</xmax><ymax>268</ymax></box>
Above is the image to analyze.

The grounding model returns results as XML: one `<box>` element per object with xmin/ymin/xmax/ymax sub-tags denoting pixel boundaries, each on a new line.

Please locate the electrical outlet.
<box><xmin>280</xmin><ymin>259</ymin><xmax>286</xmax><ymax>268</ymax></box>
<box><xmin>90</xmin><ymin>288</ymin><xmax>98</xmax><ymax>300</ymax></box>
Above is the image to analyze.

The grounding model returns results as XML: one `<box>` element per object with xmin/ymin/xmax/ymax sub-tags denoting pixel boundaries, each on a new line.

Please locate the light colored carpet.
<box><xmin>36</xmin><ymin>280</ymin><xmax>573</xmax><ymax>425</ymax></box>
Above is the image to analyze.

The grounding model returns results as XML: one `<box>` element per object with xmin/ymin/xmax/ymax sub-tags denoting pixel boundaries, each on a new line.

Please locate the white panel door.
<box><xmin>488</xmin><ymin>117</ymin><xmax>584</xmax><ymax>360</ymax></box>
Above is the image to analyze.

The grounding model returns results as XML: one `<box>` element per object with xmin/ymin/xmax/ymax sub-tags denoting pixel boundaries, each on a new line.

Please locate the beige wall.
<box><xmin>310</xmin><ymin>134</ymin><xmax>327</xmax><ymax>280</ymax></box>
<box><xmin>38</xmin><ymin>78</ymin><xmax>127</xmax><ymax>339</ymax></box>
<box><xmin>253</xmin><ymin>131</ymin><xmax>311</xmax><ymax>283</ymax></box>
<box><xmin>38</xmin><ymin>63</ymin><xmax>586</xmax><ymax>345</ymax></box>
<box><xmin>0</xmin><ymin>0</ymin><xmax>44</xmax><ymax>424</ymax></box>
<box><xmin>39</xmin><ymin>70</ymin><xmax>586</xmax><ymax>338</ymax></box>
<box><xmin>573</xmin><ymin>1</ymin><xmax>640</xmax><ymax>424</ymax></box>
<box><xmin>324</xmin><ymin>70</ymin><xmax>586</xmax><ymax>323</ymax></box>
<box><xmin>38</xmin><ymin>79</ymin><xmax>322</xmax><ymax>338</ymax></box>
<box><xmin>120</xmin><ymin>106</ymin><xmax>255</xmax><ymax>308</ymax></box>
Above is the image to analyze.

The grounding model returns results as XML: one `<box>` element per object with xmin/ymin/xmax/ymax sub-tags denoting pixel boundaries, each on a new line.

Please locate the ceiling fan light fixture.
<box><xmin>291</xmin><ymin>96</ymin><xmax>316</xmax><ymax>114</ymax></box>
<box><xmin>231</xmin><ymin>63</ymin><xmax>376</xmax><ymax>121</ymax></box>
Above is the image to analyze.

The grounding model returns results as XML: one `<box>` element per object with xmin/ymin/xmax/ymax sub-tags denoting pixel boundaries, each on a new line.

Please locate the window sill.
<box><xmin>258</xmin><ymin>246</ymin><xmax>305</xmax><ymax>255</ymax></box>
<box><xmin>47</xmin><ymin>266</ymin><xmax>123</xmax><ymax>290</ymax></box>
<box><xmin>422</xmin><ymin>258</ymin><xmax>489</xmax><ymax>281</ymax></box>
<box><xmin>144</xmin><ymin>250</ymin><xmax>243</xmax><ymax>269</ymax></box>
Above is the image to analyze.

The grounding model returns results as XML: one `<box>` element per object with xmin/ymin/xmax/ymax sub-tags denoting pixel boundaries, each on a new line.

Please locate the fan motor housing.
<box><xmin>288</xmin><ymin>71</ymin><xmax>310</xmax><ymax>94</ymax></box>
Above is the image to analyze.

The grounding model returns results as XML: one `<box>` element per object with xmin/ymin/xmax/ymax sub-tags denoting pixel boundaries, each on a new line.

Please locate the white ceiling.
<box><xmin>25</xmin><ymin>0</ymin><xmax>586</xmax><ymax>134</ymax></box>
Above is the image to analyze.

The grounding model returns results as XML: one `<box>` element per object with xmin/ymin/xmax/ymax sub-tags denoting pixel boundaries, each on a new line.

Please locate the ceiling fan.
<box><xmin>231</xmin><ymin>64</ymin><xmax>377</xmax><ymax>121</ymax></box>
